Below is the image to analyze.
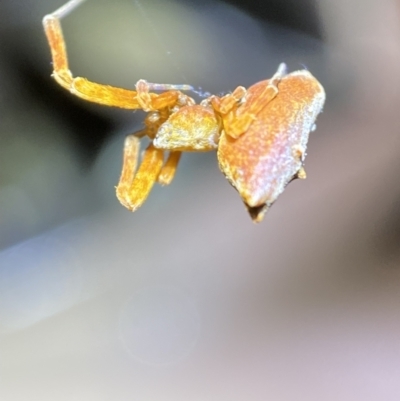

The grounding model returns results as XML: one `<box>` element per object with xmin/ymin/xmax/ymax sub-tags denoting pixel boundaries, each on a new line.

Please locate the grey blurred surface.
<box><xmin>0</xmin><ymin>0</ymin><xmax>400</xmax><ymax>400</ymax></box>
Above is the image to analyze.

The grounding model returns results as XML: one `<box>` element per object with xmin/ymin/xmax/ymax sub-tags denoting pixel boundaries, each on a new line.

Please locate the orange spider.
<box><xmin>43</xmin><ymin>0</ymin><xmax>326</xmax><ymax>222</ymax></box>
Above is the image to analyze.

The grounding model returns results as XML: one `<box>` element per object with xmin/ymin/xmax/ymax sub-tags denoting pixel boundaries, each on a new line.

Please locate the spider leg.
<box><xmin>116</xmin><ymin>136</ymin><xmax>164</xmax><ymax>211</ymax></box>
<box><xmin>157</xmin><ymin>152</ymin><xmax>182</xmax><ymax>185</ymax></box>
<box><xmin>135</xmin><ymin>80</ymin><xmax>191</xmax><ymax>112</ymax></box>
<box><xmin>43</xmin><ymin>0</ymin><xmax>191</xmax><ymax>110</ymax></box>
<box><xmin>211</xmin><ymin>63</ymin><xmax>287</xmax><ymax>138</ymax></box>
<box><xmin>209</xmin><ymin>86</ymin><xmax>247</xmax><ymax>115</ymax></box>
<box><xmin>116</xmin><ymin>136</ymin><xmax>141</xmax><ymax>210</ymax></box>
<box><xmin>132</xmin><ymin>108</ymin><xmax>172</xmax><ymax>139</ymax></box>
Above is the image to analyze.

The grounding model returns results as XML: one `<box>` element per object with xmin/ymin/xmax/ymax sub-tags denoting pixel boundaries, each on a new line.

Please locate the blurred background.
<box><xmin>0</xmin><ymin>0</ymin><xmax>400</xmax><ymax>400</ymax></box>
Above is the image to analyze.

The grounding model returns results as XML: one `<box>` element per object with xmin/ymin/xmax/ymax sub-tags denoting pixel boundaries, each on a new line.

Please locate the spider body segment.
<box><xmin>43</xmin><ymin>0</ymin><xmax>326</xmax><ymax>223</ymax></box>
<box><xmin>217</xmin><ymin>71</ymin><xmax>325</xmax><ymax>221</ymax></box>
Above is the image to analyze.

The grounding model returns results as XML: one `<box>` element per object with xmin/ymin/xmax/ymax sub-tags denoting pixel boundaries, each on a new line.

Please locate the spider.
<box><xmin>43</xmin><ymin>0</ymin><xmax>326</xmax><ymax>222</ymax></box>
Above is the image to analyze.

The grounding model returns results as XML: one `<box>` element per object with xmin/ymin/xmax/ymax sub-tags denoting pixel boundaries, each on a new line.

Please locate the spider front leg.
<box><xmin>116</xmin><ymin>136</ymin><xmax>165</xmax><ymax>212</ymax></box>
<box><xmin>43</xmin><ymin>0</ymin><xmax>192</xmax><ymax>110</ymax></box>
<box><xmin>210</xmin><ymin>63</ymin><xmax>287</xmax><ymax>138</ymax></box>
<box><xmin>116</xmin><ymin>134</ymin><xmax>182</xmax><ymax>211</ymax></box>
<box><xmin>157</xmin><ymin>152</ymin><xmax>182</xmax><ymax>186</ymax></box>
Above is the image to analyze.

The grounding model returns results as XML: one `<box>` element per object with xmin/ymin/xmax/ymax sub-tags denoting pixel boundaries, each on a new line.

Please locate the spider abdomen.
<box><xmin>217</xmin><ymin>70</ymin><xmax>325</xmax><ymax>222</ymax></box>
